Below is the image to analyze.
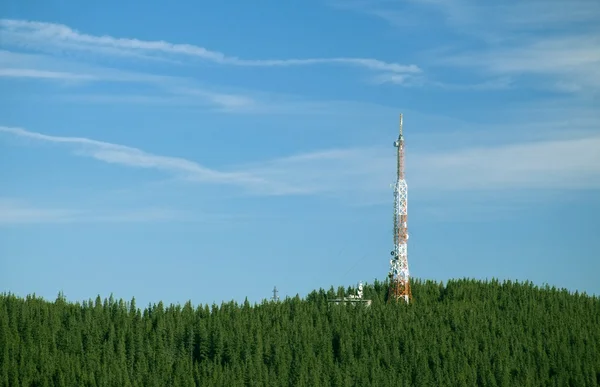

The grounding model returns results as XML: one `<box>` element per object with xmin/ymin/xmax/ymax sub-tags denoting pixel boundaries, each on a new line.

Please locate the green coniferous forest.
<box><xmin>1</xmin><ymin>278</ymin><xmax>599</xmax><ymax>387</ymax></box>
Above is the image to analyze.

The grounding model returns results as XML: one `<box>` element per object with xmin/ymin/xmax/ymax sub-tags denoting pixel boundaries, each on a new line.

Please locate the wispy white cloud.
<box><xmin>438</xmin><ymin>35</ymin><xmax>600</xmax><ymax>93</ymax></box>
<box><xmin>170</xmin><ymin>87</ymin><xmax>259</xmax><ymax>112</ymax></box>
<box><xmin>0</xmin><ymin>19</ymin><xmax>421</xmax><ymax>75</ymax></box>
<box><xmin>1</xmin><ymin>50</ymin><xmax>371</xmax><ymax>113</ymax></box>
<box><xmin>0</xmin><ymin>126</ymin><xmax>302</xmax><ymax>195</ymax></box>
<box><xmin>0</xmin><ymin>125</ymin><xmax>376</xmax><ymax>200</ymax></box>
<box><xmin>240</xmin><ymin>133</ymin><xmax>600</xmax><ymax>203</ymax></box>
<box><xmin>410</xmin><ymin>136</ymin><xmax>600</xmax><ymax>191</ymax></box>
<box><xmin>369</xmin><ymin>72</ymin><xmax>423</xmax><ymax>86</ymax></box>
<box><xmin>52</xmin><ymin>92</ymin><xmax>265</xmax><ymax>114</ymax></box>
<box><xmin>0</xmin><ymin>68</ymin><xmax>97</xmax><ymax>81</ymax></box>
<box><xmin>370</xmin><ymin>71</ymin><xmax>513</xmax><ymax>90</ymax></box>
<box><xmin>0</xmin><ymin>198</ymin><xmax>187</xmax><ymax>224</ymax></box>
<box><xmin>238</xmin><ymin>148</ymin><xmax>390</xmax><ymax>198</ymax></box>
<box><xmin>357</xmin><ymin>0</ymin><xmax>600</xmax><ymax>35</ymax></box>
<box><xmin>0</xmin><ymin>52</ymin><xmax>406</xmax><ymax>114</ymax></box>
<box><xmin>0</xmin><ymin>50</ymin><xmax>260</xmax><ymax>111</ymax></box>
<box><xmin>335</xmin><ymin>0</ymin><xmax>600</xmax><ymax>93</ymax></box>
<box><xmin>54</xmin><ymin>90</ymin><xmax>400</xmax><ymax>116</ymax></box>
<box><xmin>2</xmin><ymin>124</ymin><xmax>599</xmax><ymax>206</ymax></box>
<box><xmin>420</xmin><ymin>0</ymin><xmax>600</xmax><ymax>32</ymax></box>
<box><xmin>0</xmin><ymin>50</ymin><xmax>171</xmax><ymax>83</ymax></box>
<box><xmin>0</xmin><ymin>125</ymin><xmax>263</xmax><ymax>184</ymax></box>
<box><xmin>0</xmin><ymin>198</ymin><xmax>79</xmax><ymax>224</ymax></box>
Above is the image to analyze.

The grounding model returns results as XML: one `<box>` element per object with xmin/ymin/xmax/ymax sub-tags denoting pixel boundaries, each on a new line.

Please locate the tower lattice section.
<box><xmin>388</xmin><ymin>114</ymin><xmax>412</xmax><ymax>303</ymax></box>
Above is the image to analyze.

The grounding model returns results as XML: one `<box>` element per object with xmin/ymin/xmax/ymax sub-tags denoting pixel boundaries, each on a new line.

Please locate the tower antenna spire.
<box><xmin>389</xmin><ymin>113</ymin><xmax>412</xmax><ymax>303</ymax></box>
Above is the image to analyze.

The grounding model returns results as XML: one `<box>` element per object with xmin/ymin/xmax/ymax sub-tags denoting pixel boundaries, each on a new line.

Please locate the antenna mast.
<box><xmin>271</xmin><ymin>286</ymin><xmax>279</xmax><ymax>302</ymax></box>
<box><xmin>388</xmin><ymin>114</ymin><xmax>412</xmax><ymax>303</ymax></box>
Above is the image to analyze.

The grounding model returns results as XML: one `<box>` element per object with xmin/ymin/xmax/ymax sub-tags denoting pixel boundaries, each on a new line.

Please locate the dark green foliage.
<box><xmin>1</xmin><ymin>278</ymin><xmax>599</xmax><ymax>386</ymax></box>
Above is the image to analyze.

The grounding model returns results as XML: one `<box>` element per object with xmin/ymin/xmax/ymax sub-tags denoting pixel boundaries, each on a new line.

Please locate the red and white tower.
<box><xmin>389</xmin><ymin>114</ymin><xmax>412</xmax><ymax>303</ymax></box>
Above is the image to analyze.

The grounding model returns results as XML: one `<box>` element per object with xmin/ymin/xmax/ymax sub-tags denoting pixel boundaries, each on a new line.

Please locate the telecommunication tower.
<box><xmin>271</xmin><ymin>286</ymin><xmax>280</xmax><ymax>302</ymax></box>
<box><xmin>388</xmin><ymin>114</ymin><xmax>412</xmax><ymax>303</ymax></box>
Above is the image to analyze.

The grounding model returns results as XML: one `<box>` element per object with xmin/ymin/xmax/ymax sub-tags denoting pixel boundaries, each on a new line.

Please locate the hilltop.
<box><xmin>1</xmin><ymin>278</ymin><xmax>599</xmax><ymax>386</ymax></box>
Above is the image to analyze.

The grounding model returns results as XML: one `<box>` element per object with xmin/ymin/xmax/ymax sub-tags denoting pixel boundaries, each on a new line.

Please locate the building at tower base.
<box><xmin>328</xmin><ymin>281</ymin><xmax>372</xmax><ymax>307</ymax></box>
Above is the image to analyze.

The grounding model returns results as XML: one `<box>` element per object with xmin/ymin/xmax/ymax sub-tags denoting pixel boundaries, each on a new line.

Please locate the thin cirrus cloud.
<box><xmin>332</xmin><ymin>0</ymin><xmax>600</xmax><ymax>92</ymax></box>
<box><xmin>0</xmin><ymin>49</ymin><xmax>261</xmax><ymax>111</ymax></box>
<box><xmin>345</xmin><ymin>0</ymin><xmax>600</xmax><ymax>36</ymax></box>
<box><xmin>0</xmin><ymin>19</ymin><xmax>422</xmax><ymax>110</ymax></box>
<box><xmin>0</xmin><ymin>126</ymin><xmax>265</xmax><ymax>185</ymax></box>
<box><xmin>0</xmin><ymin>50</ymin><xmax>352</xmax><ymax>114</ymax></box>
<box><xmin>0</xmin><ymin>49</ymin><xmax>174</xmax><ymax>84</ymax></box>
<box><xmin>2</xmin><ymin>125</ymin><xmax>600</xmax><ymax>204</ymax></box>
<box><xmin>0</xmin><ymin>198</ymin><xmax>188</xmax><ymax>225</ymax></box>
<box><xmin>0</xmin><ymin>19</ymin><xmax>422</xmax><ymax>76</ymax></box>
<box><xmin>0</xmin><ymin>198</ymin><xmax>80</xmax><ymax>224</ymax></box>
<box><xmin>410</xmin><ymin>136</ymin><xmax>600</xmax><ymax>191</ymax></box>
<box><xmin>0</xmin><ymin>67</ymin><xmax>98</xmax><ymax>81</ymax></box>
<box><xmin>0</xmin><ymin>125</ymin><xmax>309</xmax><ymax>196</ymax></box>
<box><xmin>369</xmin><ymin>71</ymin><xmax>514</xmax><ymax>90</ymax></box>
<box><xmin>437</xmin><ymin>35</ymin><xmax>600</xmax><ymax>93</ymax></box>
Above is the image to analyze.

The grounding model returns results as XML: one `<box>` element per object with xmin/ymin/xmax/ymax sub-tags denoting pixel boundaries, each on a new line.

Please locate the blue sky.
<box><xmin>1</xmin><ymin>0</ymin><xmax>599</xmax><ymax>307</ymax></box>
